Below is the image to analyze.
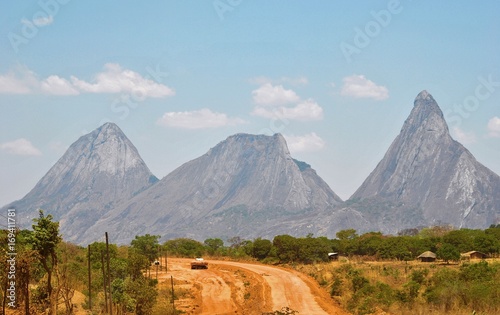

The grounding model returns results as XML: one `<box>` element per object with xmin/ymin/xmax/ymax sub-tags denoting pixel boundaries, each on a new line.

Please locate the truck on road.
<box><xmin>190</xmin><ymin>258</ymin><xmax>208</xmax><ymax>269</ymax></box>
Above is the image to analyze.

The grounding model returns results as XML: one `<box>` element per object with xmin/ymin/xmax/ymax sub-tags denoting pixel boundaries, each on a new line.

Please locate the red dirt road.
<box><xmin>159</xmin><ymin>258</ymin><xmax>348</xmax><ymax>315</ymax></box>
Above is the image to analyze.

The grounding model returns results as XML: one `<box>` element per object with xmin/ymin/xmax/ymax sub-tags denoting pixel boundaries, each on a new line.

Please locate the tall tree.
<box><xmin>204</xmin><ymin>238</ymin><xmax>224</xmax><ymax>255</ymax></box>
<box><xmin>31</xmin><ymin>210</ymin><xmax>61</xmax><ymax>315</ymax></box>
<box><xmin>437</xmin><ymin>243</ymin><xmax>460</xmax><ymax>264</ymax></box>
<box><xmin>131</xmin><ymin>234</ymin><xmax>160</xmax><ymax>264</ymax></box>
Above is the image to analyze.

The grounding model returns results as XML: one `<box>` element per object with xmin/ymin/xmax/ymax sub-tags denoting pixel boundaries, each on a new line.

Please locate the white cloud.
<box><xmin>0</xmin><ymin>66</ymin><xmax>38</xmax><ymax>94</ymax></box>
<box><xmin>0</xmin><ymin>64</ymin><xmax>175</xmax><ymax>99</ymax></box>
<box><xmin>21</xmin><ymin>15</ymin><xmax>54</xmax><ymax>27</ymax></box>
<box><xmin>340</xmin><ymin>74</ymin><xmax>389</xmax><ymax>100</ymax></box>
<box><xmin>252</xmin><ymin>99</ymin><xmax>323</xmax><ymax>121</ymax></box>
<box><xmin>452</xmin><ymin>127</ymin><xmax>476</xmax><ymax>144</ymax></box>
<box><xmin>487</xmin><ymin>116</ymin><xmax>500</xmax><ymax>138</ymax></box>
<box><xmin>252</xmin><ymin>83</ymin><xmax>300</xmax><ymax>105</ymax></box>
<box><xmin>41</xmin><ymin>75</ymin><xmax>79</xmax><ymax>95</ymax></box>
<box><xmin>0</xmin><ymin>138</ymin><xmax>42</xmax><ymax>156</ymax></box>
<box><xmin>250</xmin><ymin>81</ymin><xmax>324</xmax><ymax>121</ymax></box>
<box><xmin>33</xmin><ymin>15</ymin><xmax>54</xmax><ymax>26</ymax></box>
<box><xmin>284</xmin><ymin>133</ymin><xmax>326</xmax><ymax>153</ymax></box>
<box><xmin>71</xmin><ymin>63</ymin><xmax>175</xmax><ymax>98</ymax></box>
<box><xmin>157</xmin><ymin>108</ymin><xmax>246</xmax><ymax>129</ymax></box>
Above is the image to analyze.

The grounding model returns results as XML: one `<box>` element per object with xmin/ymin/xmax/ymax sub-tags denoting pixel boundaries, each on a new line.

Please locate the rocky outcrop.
<box><xmin>4</xmin><ymin>90</ymin><xmax>499</xmax><ymax>244</ymax></box>
<box><xmin>80</xmin><ymin>133</ymin><xmax>343</xmax><ymax>244</ymax></box>
<box><xmin>350</xmin><ymin>90</ymin><xmax>500</xmax><ymax>233</ymax></box>
<box><xmin>2</xmin><ymin>123</ymin><xmax>158</xmax><ymax>242</ymax></box>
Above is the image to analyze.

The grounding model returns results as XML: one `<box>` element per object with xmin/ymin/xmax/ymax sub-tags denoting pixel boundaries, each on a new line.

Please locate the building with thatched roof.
<box><xmin>417</xmin><ymin>251</ymin><xmax>437</xmax><ymax>262</ymax></box>
<box><xmin>461</xmin><ymin>251</ymin><xmax>487</xmax><ymax>260</ymax></box>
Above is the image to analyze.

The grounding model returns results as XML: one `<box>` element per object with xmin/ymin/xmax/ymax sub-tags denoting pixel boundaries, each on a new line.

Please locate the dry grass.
<box><xmin>290</xmin><ymin>258</ymin><xmax>500</xmax><ymax>315</ymax></box>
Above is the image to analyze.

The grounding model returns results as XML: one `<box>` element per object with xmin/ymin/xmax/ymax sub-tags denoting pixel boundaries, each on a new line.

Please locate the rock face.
<box><xmin>350</xmin><ymin>90</ymin><xmax>500</xmax><ymax>233</ymax></box>
<box><xmin>4</xmin><ymin>91</ymin><xmax>499</xmax><ymax>244</ymax></box>
<box><xmin>80</xmin><ymin>133</ymin><xmax>343</xmax><ymax>244</ymax></box>
<box><xmin>2</xmin><ymin>123</ymin><xmax>158</xmax><ymax>242</ymax></box>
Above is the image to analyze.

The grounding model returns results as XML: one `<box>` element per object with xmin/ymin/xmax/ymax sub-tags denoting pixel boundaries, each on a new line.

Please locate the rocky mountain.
<box><xmin>4</xmin><ymin>90</ymin><xmax>499</xmax><ymax>244</ymax></box>
<box><xmin>2</xmin><ymin>123</ymin><xmax>158</xmax><ymax>242</ymax></box>
<box><xmin>79</xmin><ymin>133</ymin><xmax>344</xmax><ymax>244</ymax></box>
<box><xmin>350</xmin><ymin>90</ymin><xmax>500</xmax><ymax>233</ymax></box>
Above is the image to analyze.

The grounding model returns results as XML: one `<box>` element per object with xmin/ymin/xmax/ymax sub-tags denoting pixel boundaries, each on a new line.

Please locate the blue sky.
<box><xmin>1</xmin><ymin>1</ymin><xmax>499</xmax><ymax>206</ymax></box>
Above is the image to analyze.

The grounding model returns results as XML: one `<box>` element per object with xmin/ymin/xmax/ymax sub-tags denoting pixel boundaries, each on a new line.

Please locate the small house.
<box><xmin>328</xmin><ymin>252</ymin><xmax>339</xmax><ymax>261</ymax></box>
<box><xmin>417</xmin><ymin>251</ymin><xmax>436</xmax><ymax>262</ymax></box>
<box><xmin>461</xmin><ymin>251</ymin><xmax>487</xmax><ymax>260</ymax></box>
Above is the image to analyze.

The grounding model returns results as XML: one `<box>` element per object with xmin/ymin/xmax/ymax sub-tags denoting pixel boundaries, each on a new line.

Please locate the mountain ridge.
<box><xmin>3</xmin><ymin>90</ymin><xmax>500</xmax><ymax>244</ymax></box>
<box><xmin>1</xmin><ymin>122</ymin><xmax>158</xmax><ymax>242</ymax></box>
<box><xmin>78</xmin><ymin>132</ymin><xmax>343</xmax><ymax>244</ymax></box>
<box><xmin>350</xmin><ymin>90</ymin><xmax>500</xmax><ymax>232</ymax></box>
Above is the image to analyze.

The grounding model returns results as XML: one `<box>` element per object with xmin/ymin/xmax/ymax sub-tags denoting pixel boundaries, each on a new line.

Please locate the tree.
<box><xmin>30</xmin><ymin>210</ymin><xmax>62</xmax><ymax>315</ymax></box>
<box><xmin>419</xmin><ymin>225</ymin><xmax>454</xmax><ymax>238</ymax></box>
<box><xmin>273</xmin><ymin>235</ymin><xmax>299</xmax><ymax>263</ymax></box>
<box><xmin>436</xmin><ymin>243</ymin><xmax>460</xmax><ymax>264</ymax></box>
<box><xmin>442</xmin><ymin>229</ymin><xmax>478</xmax><ymax>253</ymax></box>
<box><xmin>336</xmin><ymin>229</ymin><xmax>358</xmax><ymax>241</ymax></box>
<box><xmin>297</xmin><ymin>236</ymin><xmax>332</xmax><ymax>263</ymax></box>
<box><xmin>227</xmin><ymin>236</ymin><xmax>245</xmax><ymax>248</ymax></box>
<box><xmin>131</xmin><ymin>234</ymin><xmax>160</xmax><ymax>264</ymax></box>
<box><xmin>377</xmin><ymin>237</ymin><xmax>412</xmax><ymax>261</ymax></box>
<box><xmin>124</xmin><ymin>276</ymin><xmax>157</xmax><ymax>315</ymax></box>
<box><xmin>127</xmin><ymin>248</ymin><xmax>150</xmax><ymax>280</ymax></box>
<box><xmin>336</xmin><ymin>229</ymin><xmax>358</xmax><ymax>256</ymax></box>
<box><xmin>204</xmin><ymin>238</ymin><xmax>224</xmax><ymax>255</ymax></box>
<box><xmin>163</xmin><ymin>238</ymin><xmax>206</xmax><ymax>257</ymax></box>
<box><xmin>225</xmin><ymin>237</ymin><xmax>252</xmax><ymax>258</ymax></box>
<box><xmin>473</xmin><ymin>233</ymin><xmax>499</xmax><ymax>255</ymax></box>
<box><xmin>356</xmin><ymin>232</ymin><xmax>383</xmax><ymax>256</ymax></box>
<box><xmin>252</xmin><ymin>238</ymin><xmax>272</xmax><ymax>260</ymax></box>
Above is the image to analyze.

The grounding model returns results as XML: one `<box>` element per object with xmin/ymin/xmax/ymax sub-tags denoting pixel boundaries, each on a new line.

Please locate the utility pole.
<box><xmin>88</xmin><ymin>245</ymin><xmax>92</xmax><ymax>312</ymax></box>
<box><xmin>101</xmin><ymin>251</ymin><xmax>108</xmax><ymax>314</ymax></box>
<box><xmin>105</xmin><ymin>232</ymin><xmax>113</xmax><ymax>315</ymax></box>
<box><xmin>170</xmin><ymin>275</ymin><xmax>175</xmax><ymax>312</ymax></box>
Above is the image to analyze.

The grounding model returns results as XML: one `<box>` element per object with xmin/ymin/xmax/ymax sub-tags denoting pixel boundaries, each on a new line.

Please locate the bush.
<box><xmin>330</xmin><ymin>278</ymin><xmax>343</xmax><ymax>296</ymax></box>
<box><xmin>410</xmin><ymin>268</ymin><xmax>429</xmax><ymax>285</ymax></box>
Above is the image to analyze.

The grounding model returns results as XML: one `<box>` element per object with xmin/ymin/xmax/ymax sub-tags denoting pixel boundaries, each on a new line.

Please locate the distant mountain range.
<box><xmin>3</xmin><ymin>91</ymin><xmax>500</xmax><ymax>244</ymax></box>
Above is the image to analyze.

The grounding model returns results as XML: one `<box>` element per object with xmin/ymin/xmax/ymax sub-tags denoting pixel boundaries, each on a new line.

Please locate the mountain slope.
<box><xmin>350</xmin><ymin>90</ymin><xmax>500</xmax><ymax>232</ymax></box>
<box><xmin>80</xmin><ymin>133</ymin><xmax>343</xmax><ymax>244</ymax></box>
<box><xmin>2</xmin><ymin>123</ymin><xmax>158</xmax><ymax>242</ymax></box>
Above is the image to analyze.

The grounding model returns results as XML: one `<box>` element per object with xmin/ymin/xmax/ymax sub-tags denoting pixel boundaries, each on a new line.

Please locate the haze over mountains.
<box><xmin>3</xmin><ymin>91</ymin><xmax>500</xmax><ymax>244</ymax></box>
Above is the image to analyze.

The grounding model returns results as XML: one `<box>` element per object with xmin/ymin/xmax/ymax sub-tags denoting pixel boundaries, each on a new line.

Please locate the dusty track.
<box><xmin>157</xmin><ymin>258</ymin><xmax>348</xmax><ymax>315</ymax></box>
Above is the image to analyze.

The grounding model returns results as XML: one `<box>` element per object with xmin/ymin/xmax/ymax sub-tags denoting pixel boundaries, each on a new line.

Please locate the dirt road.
<box><xmin>158</xmin><ymin>258</ymin><xmax>348</xmax><ymax>315</ymax></box>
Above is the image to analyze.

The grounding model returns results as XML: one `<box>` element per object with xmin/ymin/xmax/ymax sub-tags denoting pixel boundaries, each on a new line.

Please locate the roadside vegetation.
<box><xmin>1</xmin><ymin>211</ymin><xmax>499</xmax><ymax>314</ymax></box>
